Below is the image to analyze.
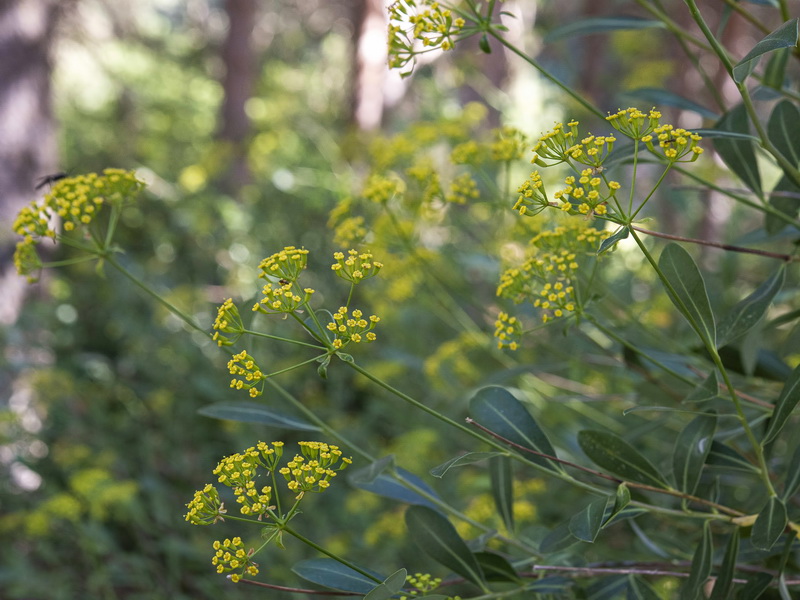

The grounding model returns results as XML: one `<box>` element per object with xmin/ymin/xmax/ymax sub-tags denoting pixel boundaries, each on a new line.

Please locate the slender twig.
<box><xmin>236</xmin><ymin>578</ymin><xmax>355</xmax><ymax>594</ymax></box>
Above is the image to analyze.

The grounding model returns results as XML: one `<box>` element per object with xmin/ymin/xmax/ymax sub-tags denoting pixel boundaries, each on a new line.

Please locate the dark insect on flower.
<box><xmin>34</xmin><ymin>171</ymin><xmax>69</xmax><ymax>190</ymax></box>
<box><xmin>279</xmin><ymin>279</ymin><xmax>291</xmax><ymax>286</ymax></box>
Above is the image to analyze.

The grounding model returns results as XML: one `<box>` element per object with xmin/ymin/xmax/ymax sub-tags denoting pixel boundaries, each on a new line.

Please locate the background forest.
<box><xmin>1</xmin><ymin>0</ymin><xmax>799</xmax><ymax>599</ymax></box>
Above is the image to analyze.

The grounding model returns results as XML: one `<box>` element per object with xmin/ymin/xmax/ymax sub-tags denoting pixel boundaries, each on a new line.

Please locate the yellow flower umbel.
<box><xmin>606</xmin><ymin>107</ymin><xmax>663</xmax><ymax>139</ymax></box>
<box><xmin>185</xmin><ymin>484</ymin><xmax>227</xmax><ymax>525</ymax></box>
<box><xmin>494</xmin><ymin>311</ymin><xmax>522</xmax><ymax>350</ymax></box>
<box><xmin>257</xmin><ymin>246</ymin><xmax>309</xmax><ymax>283</ymax></box>
<box><xmin>607</xmin><ymin>107</ymin><xmax>703</xmax><ymax>163</ymax></box>
<box><xmin>553</xmin><ymin>169</ymin><xmax>620</xmax><ymax>217</ymax></box>
<box><xmin>212</xmin><ymin>298</ymin><xmax>245</xmax><ymax>346</ymax></box>
<box><xmin>490</xmin><ymin>126</ymin><xmax>528</xmax><ymax>162</ymax></box>
<box><xmin>331</xmin><ymin>250</ymin><xmax>383</xmax><ymax>283</ymax></box>
<box><xmin>211</xmin><ymin>443</ymin><xmax>285</xmax><ymax>518</ymax></box>
<box><xmin>252</xmin><ymin>281</ymin><xmax>315</xmax><ymax>315</ymax></box>
<box><xmin>227</xmin><ymin>351</ymin><xmax>266</xmax><ymax>397</ymax></box>
<box><xmin>445</xmin><ymin>173</ymin><xmax>480</xmax><ymax>204</ymax></box>
<box><xmin>211</xmin><ymin>537</ymin><xmax>259</xmax><ymax>583</ymax></box>
<box><xmin>278</xmin><ymin>441</ymin><xmax>352</xmax><ymax>499</ymax></box>
<box><xmin>326</xmin><ymin>307</ymin><xmax>380</xmax><ymax>350</ymax></box>
<box><xmin>513</xmin><ymin>171</ymin><xmax>551</xmax><ymax>216</ymax></box>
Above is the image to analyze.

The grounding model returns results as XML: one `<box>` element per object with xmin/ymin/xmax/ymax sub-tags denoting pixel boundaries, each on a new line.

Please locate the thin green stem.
<box><xmin>41</xmin><ymin>255</ymin><xmax>102</xmax><ymax>268</ymax></box>
<box><xmin>244</xmin><ymin>329</ymin><xmax>326</xmax><ymax>350</ymax></box>
<box><xmin>629</xmin><ymin>164</ymin><xmax>673</xmax><ymax>221</ymax></box>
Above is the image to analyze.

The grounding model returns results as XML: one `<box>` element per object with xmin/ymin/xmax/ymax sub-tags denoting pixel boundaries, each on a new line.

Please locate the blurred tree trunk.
<box><xmin>218</xmin><ymin>0</ymin><xmax>256</xmax><ymax>191</ymax></box>
<box><xmin>0</xmin><ymin>0</ymin><xmax>63</xmax><ymax>324</ymax></box>
<box><xmin>349</xmin><ymin>0</ymin><xmax>387</xmax><ymax>130</ymax></box>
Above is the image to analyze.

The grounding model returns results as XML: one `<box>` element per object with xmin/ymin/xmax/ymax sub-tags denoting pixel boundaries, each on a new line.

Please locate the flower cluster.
<box><xmin>406</xmin><ymin>160</ymin><xmax>443</xmax><ymax>204</ymax></box>
<box><xmin>513</xmin><ymin>171</ymin><xmax>551</xmax><ymax>216</ymax></box>
<box><xmin>445</xmin><ymin>173</ymin><xmax>480</xmax><ymax>204</ymax></box>
<box><xmin>252</xmin><ymin>281</ymin><xmax>315</xmax><ymax>315</ymax></box>
<box><xmin>257</xmin><ymin>246</ymin><xmax>309</xmax><ymax>283</ymax></box>
<box><xmin>607</xmin><ymin>107</ymin><xmax>703</xmax><ymax>162</ymax></box>
<box><xmin>212</xmin><ymin>298</ymin><xmax>245</xmax><ymax>346</ymax></box>
<box><xmin>388</xmin><ymin>1</ymin><xmax>467</xmax><ymax>77</ymax></box>
<box><xmin>212</xmin><ymin>443</ymin><xmax>285</xmax><ymax>517</ymax></box>
<box><xmin>553</xmin><ymin>169</ymin><xmax>620</xmax><ymax>217</ymax></box>
<box><xmin>331</xmin><ymin>250</ymin><xmax>383</xmax><ymax>283</ymax></box>
<box><xmin>491</xmin><ymin>126</ymin><xmax>528</xmax><ymax>162</ymax></box>
<box><xmin>278</xmin><ymin>441</ymin><xmax>352</xmax><ymax>498</ymax></box>
<box><xmin>494</xmin><ymin>311</ymin><xmax>522</xmax><ymax>350</ymax></box>
<box><xmin>211</xmin><ymin>537</ymin><xmax>259</xmax><ymax>583</ymax></box>
<box><xmin>400</xmin><ymin>573</ymin><xmax>445</xmax><ymax>599</ymax></box>
<box><xmin>497</xmin><ymin>225</ymin><xmax>610</xmax><ymax>325</ymax></box>
<box><xmin>362</xmin><ymin>173</ymin><xmax>404</xmax><ymax>204</ymax></box>
<box><xmin>227</xmin><ymin>351</ymin><xmax>265</xmax><ymax>397</ymax></box>
<box><xmin>185</xmin><ymin>484</ymin><xmax>227</xmax><ymax>525</ymax></box>
<box><xmin>326</xmin><ymin>307</ymin><xmax>380</xmax><ymax>349</ymax></box>
<box><xmin>606</xmin><ymin>107</ymin><xmax>663</xmax><ymax>139</ymax></box>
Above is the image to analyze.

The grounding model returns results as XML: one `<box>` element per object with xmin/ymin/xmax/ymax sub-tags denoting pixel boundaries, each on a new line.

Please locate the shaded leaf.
<box><xmin>350</xmin><ymin>465</ymin><xmax>443</xmax><ymax>511</ymax></box>
<box><xmin>578</xmin><ymin>430</ymin><xmax>668</xmax><ymax>488</ymax></box>
<box><xmin>709</xmin><ymin>529</ymin><xmax>739</xmax><ymax>600</ymax></box>
<box><xmin>197</xmin><ymin>402</ymin><xmax>321</xmax><ymax>431</ymax></box>
<box><xmin>489</xmin><ymin>455</ymin><xmax>514</xmax><ymax>532</ymax></box>
<box><xmin>348</xmin><ymin>455</ymin><xmax>395</xmax><ymax>485</ymax></box>
<box><xmin>470</xmin><ymin>386</ymin><xmax>561</xmax><ymax>472</ymax></box>
<box><xmin>683</xmin><ymin>372</ymin><xmax>720</xmax><ymax>404</ymax></box>
<box><xmin>751</xmin><ymin>496</ymin><xmax>787</xmax><ymax>551</ymax></box>
<box><xmin>683</xmin><ymin>521</ymin><xmax>713</xmax><ymax>599</ymax></box>
<box><xmin>782</xmin><ymin>443</ymin><xmax>800</xmax><ymax>501</ymax></box>
<box><xmin>598</xmin><ymin>226</ymin><xmax>629</xmax><ymax>255</ymax></box>
<box><xmin>658</xmin><ymin>243</ymin><xmax>716</xmax><ymax>347</ymax></box>
<box><xmin>706</xmin><ymin>441</ymin><xmax>759</xmax><ymax>472</ymax></box>
<box><xmin>603</xmin><ymin>483</ymin><xmax>631</xmax><ymax>527</ymax></box>
<box><xmin>673</xmin><ymin>412</ymin><xmax>717</xmax><ymax>495</ymax></box>
<box><xmin>587</xmin><ymin>575</ymin><xmax>628</xmax><ymax>600</ymax></box>
<box><xmin>292</xmin><ymin>558</ymin><xmax>384</xmax><ymax>594</ymax></box>
<box><xmin>713</xmin><ymin>105</ymin><xmax>762</xmax><ymax>196</ymax></box>
<box><xmin>364</xmin><ymin>569</ymin><xmax>407</xmax><ymax>600</ymax></box>
<box><xmin>621</xmin><ymin>88</ymin><xmax>719</xmax><ymax>120</ymax></box>
<box><xmin>768</xmin><ymin>100</ymin><xmax>800</xmax><ymax>168</ymax></box>
<box><xmin>765</xmin><ymin>175</ymin><xmax>800</xmax><ymax>234</ymax></box>
<box><xmin>539</xmin><ymin>521</ymin><xmax>580</xmax><ymax>554</ymax></box>
<box><xmin>626</xmin><ymin>574</ymin><xmax>662</xmax><ymax>600</ymax></box>
<box><xmin>733</xmin><ymin>19</ymin><xmax>799</xmax><ymax>83</ymax></box>
<box><xmin>762</xmin><ymin>364</ymin><xmax>800</xmax><ymax>445</ymax></box>
<box><xmin>405</xmin><ymin>506</ymin><xmax>485</xmax><ymax>586</ymax></box>
<box><xmin>763</xmin><ymin>47</ymin><xmax>790</xmax><ymax>90</ymax></box>
<box><xmin>569</xmin><ymin>496</ymin><xmax>608</xmax><ymax>543</ymax></box>
<box><xmin>545</xmin><ymin>16</ymin><xmax>665</xmax><ymax>42</ymax></box>
<box><xmin>718</xmin><ymin>266</ymin><xmax>786</xmax><ymax>347</ymax></box>
<box><xmin>429</xmin><ymin>452</ymin><xmax>503</xmax><ymax>478</ymax></box>
<box><xmin>473</xmin><ymin>551</ymin><xmax>521</xmax><ymax>583</ymax></box>
<box><xmin>736</xmin><ymin>572</ymin><xmax>773</xmax><ymax>600</ymax></box>
<box><xmin>525</xmin><ymin>576</ymin><xmax>573</xmax><ymax>593</ymax></box>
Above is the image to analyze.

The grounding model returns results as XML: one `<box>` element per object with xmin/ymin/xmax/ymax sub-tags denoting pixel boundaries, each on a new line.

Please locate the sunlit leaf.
<box><xmin>489</xmin><ymin>455</ymin><xmax>514</xmax><ymax>533</ymax></box>
<box><xmin>751</xmin><ymin>496</ymin><xmax>787</xmax><ymax>551</ymax></box>
<box><xmin>762</xmin><ymin>364</ymin><xmax>800</xmax><ymax>445</ymax></box>
<box><xmin>717</xmin><ymin>266</ymin><xmax>786</xmax><ymax>347</ymax></box>
<box><xmin>197</xmin><ymin>402</ymin><xmax>321</xmax><ymax>431</ymax></box>
<box><xmin>578</xmin><ymin>430</ymin><xmax>668</xmax><ymax>488</ymax></box>
<box><xmin>673</xmin><ymin>412</ymin><xmax>716</xmax><ymax>495</ymax></box>
<box><xmin>429</xmin><ymin>452</ymin><xmax>503</xmax><ymax>478</ymax></box>
<box><xmin>709</xmin><ymin>529</ymin><xmax>739</xmax><ymax>600</ymax></box>
<box><xmin>732</xmin><ymin>19</ymin><xmax>799</xmax><ymax>83</ymax></box>
<box><xmin>470</xmin><ymin>386</ymin><xmax>561</xmax><ymax>472</ymax></box>
<box><xmin>292</xmin><ymin>558</ymin><xmax>384</xmax><ymax>594</ymax></box>
<box><xmin>405</xmin><ymin>506</ymin><xmax>485</xmax><ymax>586</ymax></box>
<box><xmin>597</xmin><ymin>226</ymin><xmax>629</xmax><ymax>255</ymax></box>
<box><xmin>683</xmin><ymin>521</ymin><xmax>713</xmax><ymax>599</ymax></box>
<box><xmin>713</xmin><ymin>105</ymin><xmax>762</xmax><ymax>197</ymax></box>
<box><xmin>545</xmin><ymin>16</ymin><xmax>665</xmax><ymax>42</ymax></box>
<box><xmin>569</xmin><ymin>496</ymin><xmax>608</xmax><ymax>543</ymax></box>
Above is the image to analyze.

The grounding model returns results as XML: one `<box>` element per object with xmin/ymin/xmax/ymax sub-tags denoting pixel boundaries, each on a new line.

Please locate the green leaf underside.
<box><xmin>706</xmin><ymin>441</ymin><xmax>759</xmax><ymax>472</ymax></box>
<box><xmin>627</xmin><ymin>575</ymin><xmax>662</xmax><ymax>600</ymax></box>
<box><xmin>683</xmin><ymin>372</ymin><xmax>719</xmax><ymax>404</ymax></box>
<box><xmin>762</xmin><ymin>364</ymin><xmax>800</xmax><ymax>445</ymax></box>
<box><xmin>598</xmin><ymin>226</ymin><xmax>629</xmax><ymax>255</ymax></box>
<box><xmin>363</xmin><ymin>569</ymin><xmax>407</xmax><ymax>600</ymax></box>
<box><xmin>197</xmin><ymin>402</ymin><xmax>321</xmax><ymax>431</ymax></box>
<box><xmin>782</xmin><ymin>443</ymin><xmax>800</xmax><ymax>501</ymax></box>
<box><xmin>569</xmin><ymin>496</ymin><xmax>608</xmax><ymax>542</ymax></box>
<box><xmin>292</xmin><ymin>558</ymin><xmax>385</xmax><ymax>594</ymax></box>
<box><xmin>713</xmin><ymin>105</ymin><xmax>763</xmax><ymax>196</ymax></box>
<box><xmin>768</xmin><ymin>100</ymin><xmax>800</xmax><ymax>168</ymax></box>
<box><xmin>717</xmin><ymin>266</ymin><xmax>786</xmax><ymax>347</ymax></box>
<box><xmin>709</xmin><ymin>529</ymin><xmax>739</xmax><ymax>600</ymax></box>
<box><xmin>429</xmin><ymin>452</ymin><xmax>504</xmax><ymax>478</ymax></box>
<box><xmin>673</xmin><ymin>412</ymin><xmax>717</xmax><ymax>495</ymax></box>
<box><xmin>683</xmin><ymin>522</ymin><xmax>713</xmax><ymax>599</ymax></box>
<box><xmin>545</xmin><ymin>16</ymin><xmax>666</xmax><ymax>42</ymax></box>
<box><xmin>470</xmin><ymin>386</ymin><xmax>561</xmax><ymax>472</ymax></box>
<box><xmin>489</xmin><ymin>455</ymin><xmax>515</xmax><ymax>533</ymax></box>
<box><xmin>751</xmin><ymin>496</ymin><xmax>788</xmax><ymax>551</ymax></box>
<box><xmin>658</xmin><ymin>243</ymin><xmax>716</xmax><ymax>348</ymax></box>
<box><xmin>473</xmin><ymin>551</ymin><xmax>521</xmax><ymax>583</ymax></box>
<box><xmin>349</xmin><ymin>465</ymin><xmax>443</xmax><ymax>511</ymax></box>
<box><xmin>732</xmin><ymin>19</ymin><xmax>800</xmax><ymax>83</ymax></box>
<box><xmin>405</xmin><ymin>505</ymin><xmax>485</xmax><ymax>587</ymax></box>
<box><xmin>737</xmin><ymin>572</ymin><xmax>774</xmax><ymax>599</ymax></box>
<box><xmin>578</xmin><ymin>430</ymin><xmax>668</xmax><ymax>488</ymax></box>
<box><xmin>348</xmin><ymin>455</ymin><xmax>395</xmax><ymax>485</ymax></box>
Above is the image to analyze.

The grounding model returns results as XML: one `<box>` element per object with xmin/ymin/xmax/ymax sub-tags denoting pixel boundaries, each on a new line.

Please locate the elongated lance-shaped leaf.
<box><xmin>763</xmin><ymin>47</ymin><xmax>790</xmax><ymax>90</ymax></box>
<box><xmin>762</xmin><ymin>364</ymin><xmax>800</xmax><ymax>445</ymax></box>
<box><xmin>405</xmin><ymin>505</ymin><xmax>485</xmax><ymax>587</ymax></box>
<box><xmin>603</xmin><ymin>483</ymin><xmax>631</xmax><ymax>527</ymax></box>
<box><xmin>363</xmin><ymin>568</ymin><xmax>407</xmax><ymax>600</ymax></box>
<box><xmin>292</xmin><ymin>558</ymin><xmax>385</xmax><ymax>594</ymax></box>
<box><xmin>626</xmin><ymin>575</ymin><xmax>662</xmax><ymax>600</ymax></box>
<box><xmin>578</xmin><ymin>430</ymin><xmax>669</xmax><ymax>488</ymax></box>
<box><xmin>569</xmin><ymin>496</ymin><xmax>608</xmax><ymax>543</ymax></box>
<box><xmin>737</xmin><ymin>572</ymin><xmax>774</xmax><ymax>600</ymax></box>
<box><xmin>751</xmin><ymin>496</ymin><xmax>788</xmax><ymax>551</ymax></box>
<box><xmin>683</xmin><ymin>372</ymin><xmax>719</xmax><ymax>404</ymax></box>
<box><xmin>706</xmin><ymin>440</ymin><xmax>759</xmax><ymax>473</ymax></box>
<box><xmin>768</xmin><ymin>100</ymin><xmax>800</xmax><ymax>169</ymax></box>
<box><xmin>598</xmin><ymin>226</ymin><xmax>629</xmax><ymax>255</ymax></box>
<box><xmin>782</xmin><ymin>443</ymin><xmax>800</xmax><ymax>501</ymax></box>
<box><xmin>473</xmin><ymin>551</ymin><xmax>521</xmax><ymax>583</ymax></box>
<box><xmin>709</xmin><ymin>529</ymin><xmax>739</xmax><ymax>600</ymax></box>
<box><xmin>489</xmin><ymin>455</ymin><xmax>514</xmax><ymax>533</ymax></box>
<box><xmin>673</xmin><ymin>412</ymin><xmax>716</xmax><ymax>495</ymax></box>
<box><xmin>713</xmin><ymin>104</ymin><xmax>763</xmax><ymax>197</ymax></box>
<box><xmin>545</xmin><ymin>16</ymin><xmax>665</xmax><ymax>42</ymax></box>
<box><xmin>470</xmin><ymin>386</ymin><xmax>561</xmax><ymax>472</ymax></box>
<box><xmin>717</xmin><ymin>266</ymin><xmax>786</xmax><ymax>347</ymax></box>
<box><xmin>539</xmin><ymin>521</ymin><xmax>580</xmax><ymax>554</ymax></box>
<box><xmin>733</xmin><ymin>19</ymin><xmax>799</xmax><ymax>83</ymax></box>
<box><xmin>658</xmin><ymin>243</ymin><xmax>716</xmax><ymax>348</ymax></box>
<box><xmin>683</xmin><ymin>521</ymin><xmax>713</xmax><ymax>599</ymax></box>
<box><xmin>350</xmin><ymin>464</ymin><xmax>443</xmax><ymax>511</ymax></box>
<box><xmin>620</xmin><ymin>88</ymin><xmax>719</xmax><ymax>120</ymax></box>
<box><xmin>429</xmin><ymin>452</ymin><xmax>503</xmax><ymax>479</ymax></box>
<box><xmin>766</xmin><ymin>175</ymin><xmax>800</xmax><ymax>234</ymax></box>
<box><xmin>197</xmin><ymin>402</ymin><xmax>321</xmax><ymax>431</ymax></box>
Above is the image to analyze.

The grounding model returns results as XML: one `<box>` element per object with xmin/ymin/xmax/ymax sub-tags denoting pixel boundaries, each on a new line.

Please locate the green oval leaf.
<box><xmin>292</xmin><ymin>558</ymin><xmax>384</xmax><ymax>594</ymax></box>
<box><xmin>578</xmin><ymin>430</ymin><xmax>668</xmax><ymax>488</ymax></box>
<box><xmin>706</xmin><ymin>440</ymin><xmax>759</xmax><ymax>473</ymax></box>
<box><xmin>473</xmin><ymin>551</ymin><xmax>521</xmax><ymax>583</ymax></box>
<box><xmin>683</xmin><ymin>372</ymin><xmax>719</xmax><ymax>404</ymax></box>
<box><xmin>781</xmin><ymin>443</ymin><xmax>800</xmax><ymax>501</ymax></box>
<box><xmin>751</xmin><ymin>496</ymin><xmax>788</xmax><ymax>551</ymax></box>
<box><xmin>673</xmin><ymin>412</ymin><xmax>717</xmax><ymax>495</ymax></box>
<box><xmin>545</xmin><ymin>16</ymin><xmax>665</xmax><ymax>42</ymax></box>
<box><xmin>658</xmin><ymin>243</ymin><xmax>716</xmax><ymax>348</ymax></box>
<box><xmin>620</xmin><ymin>88</ymin><xmax>719</xmax><ymax>120</ymax></box>
<box><xmin>364</xmin><ymin>568</ymin><xmax>407</xmax><ymax>600</ymax></box>
<box><xmin>603</xmin><ymin>483</ymin><xmax>631</xmax><ymax>527</ymax></box>
<box><xmin>598</xmin><ymin>226</ymin><xmax>629</xmax><ymax>255</ymax></box>
<box><xmin>737</xmin><ymin>572</ymin><xmax>773</xmax><ymax>600</ymax></box>
<box><xmin>709</xmin><ymin>529</ymin><xmax>740</xmax><ymax>600</ymax></box>
<box><xmin>762</xmin><ymin>364</ymin><xmax>800</xmax><ymax>445</ymax></box>
<box><xmin>732</xmin><ymin>19</ymin><xmax>799</xmax><ymax>83</ymax></box>
<box><xmin>569</xmin><ymin>496</ymin><xmax>608</xmax><ymax>543</ymax></box>
<box><xmin>470</xmin><ymin>386</ymin><xmax>561</xmax><ymax>472</ymax></box>
<box><xmin>405</xmin><ymin>505</ymin><xmax>485</xmax><ymax>587</ymax></box>
<box><xmin>489</xmin><ymin>456</ymin><xmax>514</xmax><ymax>533</ymax></box>
<box><xmin>718</xmin><ymin>266</ymin><xmax>786</xmax><ymax>347</ymax></box>
<box><xmin>763</xmin><ymin>47</ymin><xmax>790</xmax><ymax>90</ymax></box>
<box><xmin>539</xmin><ymin>521</ymin><xmax>580</xmax><ymax>554</ymax></box>
<box><xmin>525</xmin><ymin>576</ymin><xmax>573</xmax><ymax>593</ymax></box>
<box><xmin>765</xmin><ymin>175</ymin><xmax>800</xmax><ymax>234</ymax></box>
<box><xmin>713</xmin><ymin>105</ymin><xmax>763</xmax><ymax>197</ymax></box>
<box><xmin>350</xmin><ymin>465</ymin><xmax>443</xmax><ymax>511</ymax></box>
<box><xmin>683</xmin><ymin>521</ymin><xmax>713</xmax><ymax>599</ymax></box>
<box><xmin>429</xmin><ymin>452</ymin><xmax>504</xmax><ymax>478</ymax></box>
<box><xmin>768</xmin><ymin>100</ymin><xmax>800</xmax><ymax>168</ymax></box>
<box><xmin>197</xmin><ymin>402</ymin><xmax>321</xmax><ymax>431</ymax></box>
